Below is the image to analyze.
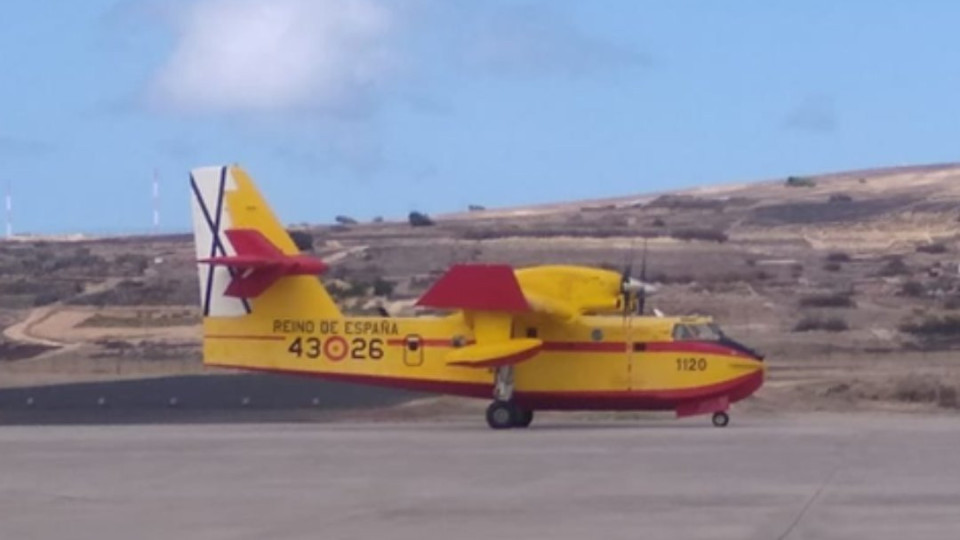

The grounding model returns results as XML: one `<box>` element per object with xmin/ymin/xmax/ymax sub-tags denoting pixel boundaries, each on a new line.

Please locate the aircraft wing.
<box><xmin>417</xmin><ymin>264</ymin><xmax>543</xmax><ymax>368</ymax></box>
<box><xmin>446</xmin><ymin>338</ymin><xmax>542</xmax><ymax>368</ymax></box>
<box><xmin>416</xmin><ymin>264</ymin><xmax>623</xmax><ymax>368</ymax></box>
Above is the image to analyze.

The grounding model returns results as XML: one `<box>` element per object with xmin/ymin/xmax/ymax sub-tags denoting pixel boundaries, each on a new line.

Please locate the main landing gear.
<box><xmin>711</xmin><ymin>411</ymin><xmax>730</xmax><ymax>428</ymax></box>
<box><xmin>485</xmin><ymin>401</ymin><xmax>534</xmax><ymax>429</ymax></box>
<box><xmin>486</xmin><ymin>366</ymin><xmax>535</xmax><ymax>429</ymax></box>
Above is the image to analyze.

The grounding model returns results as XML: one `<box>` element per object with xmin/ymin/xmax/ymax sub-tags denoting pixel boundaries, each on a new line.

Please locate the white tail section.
<box><xmin>190</xmin><ymin>166</ymin><xmax>248</xmax><ymax>318</ymax></box>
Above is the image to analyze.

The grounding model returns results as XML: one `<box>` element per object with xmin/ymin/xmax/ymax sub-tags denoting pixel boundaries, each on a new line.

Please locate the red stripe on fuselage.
<box><xmin>206</xmin><ymin>334</ymin><xmax>286</xmax><ymax>342</ymax></box>
<box><xmin>206</xmin><ymin>335</ymin><xmax>752</xmax><ymax>359</ymax></box>
<box><xmin>541</xmin><ymin>341</ymin><xmax>626</xmax><ymax>353</ymax></box>
<box><xmin>204</xmin><ymin>364</ymin><xmax>763</xmax><ymax>411</ymax></box>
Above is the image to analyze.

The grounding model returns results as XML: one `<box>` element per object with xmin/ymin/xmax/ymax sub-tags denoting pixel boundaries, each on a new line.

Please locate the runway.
<box><xmin>2</xmin><ymin>413</ymin><xmax>960</xmax><ymax>540</ymax></box>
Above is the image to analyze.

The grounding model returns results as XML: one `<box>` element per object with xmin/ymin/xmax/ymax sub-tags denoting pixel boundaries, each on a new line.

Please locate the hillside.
<box><xmin>3</xmin><ymin>163</ymin><xmax>960</xmax><ymax>412</ymax></box>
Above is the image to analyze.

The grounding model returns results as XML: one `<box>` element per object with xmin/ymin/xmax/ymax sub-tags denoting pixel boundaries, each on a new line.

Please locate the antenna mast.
<box><xmin>152</xmin><ymin>168</ymin><xmax>160</xmax><ymax>234</ymax></box>
<box><xmin>3</xmin><ymin>181</ymin><xmax>11</xmax><ymax>239</ymax></box>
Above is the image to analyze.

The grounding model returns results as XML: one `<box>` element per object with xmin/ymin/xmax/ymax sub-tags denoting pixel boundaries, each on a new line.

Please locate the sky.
<box><xmin>2</xmin><ymin>0</ymin><xmax>960</xmax><ymax>234</ymax></box>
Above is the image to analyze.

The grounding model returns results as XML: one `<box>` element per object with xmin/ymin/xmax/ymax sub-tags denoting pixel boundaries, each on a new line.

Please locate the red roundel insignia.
<box><xmin>324</xmin><ymin>336</ymin><xmax>348</xmax><ymax>361</ymax></box>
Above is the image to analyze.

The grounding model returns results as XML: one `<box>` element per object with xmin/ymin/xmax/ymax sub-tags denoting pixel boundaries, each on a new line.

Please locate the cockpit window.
<box><xmin>672</xmin><ymin>323</ymin><xmax>724</xmax><ymax>341</ymax></box>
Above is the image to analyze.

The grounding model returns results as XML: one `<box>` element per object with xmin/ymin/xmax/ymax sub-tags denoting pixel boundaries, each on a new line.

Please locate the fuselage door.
<box><xmin>403</xmin><ymin>334</ymin><xmax>424</xmax><ymax>367</ymax></box>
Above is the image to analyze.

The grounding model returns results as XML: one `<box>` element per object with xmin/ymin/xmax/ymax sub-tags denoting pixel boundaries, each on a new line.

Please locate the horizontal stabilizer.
<box><xmin>417</xmin><ymin>264</ymin><xmax>530</xmax><ymax>312</ymax></box>
<box><xmin>447</xmin><ymin>338</ymin><xmax>542</xmax><ymax>368</ymax></box>
<box><xmin>199</xmin><ymin>229</ymin><xmax>327</xmax><ymax>298</ymax></box>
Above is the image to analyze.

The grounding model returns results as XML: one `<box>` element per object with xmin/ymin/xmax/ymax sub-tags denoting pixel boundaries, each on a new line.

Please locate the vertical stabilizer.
<box><xmin>189</xmin><ymin>165</ymin><xmax>341</xmax><ymax>319</ymax></box>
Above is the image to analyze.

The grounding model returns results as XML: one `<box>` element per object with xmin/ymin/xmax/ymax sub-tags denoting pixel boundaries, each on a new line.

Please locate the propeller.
<box><xmin>637</xmin><ymin>239</ymin><xmax>648</xmax><ymax>316</ymax></box>
<box><xmin>619</xmin><ymin>239</ymin><xmax>655</xmax><ymax>316</ymax></box>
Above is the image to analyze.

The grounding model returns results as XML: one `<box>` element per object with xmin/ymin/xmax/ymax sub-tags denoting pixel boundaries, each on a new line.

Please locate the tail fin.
<box><xmin>190</xmin><ymin>165</ymin><xmax>342</xmax><ymax>319</ymax></box>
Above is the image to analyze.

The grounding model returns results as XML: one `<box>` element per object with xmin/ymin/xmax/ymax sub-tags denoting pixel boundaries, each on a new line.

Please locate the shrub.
<box><xmin>823</xmin><ymin>262</ymin><xmax>842</xmax><ymax>272</ymax></box>
<box><xmin>467</xmin><ymin>204</ymin><xmax>486</xmax><ymax>212</ymax></box>
<box><xmin>651</xmin><ymin>217</ymin><xmax>666</xmax><ymax>228</ymax></box>
<box><xmin>799</xmin><ymin>293</ymin><xmax>856</xmax><ymax>308</ymax></box>
<box><xmin>372</xmin><ymin>216</ymin><xmax>384</xmax><ymax>223</ymax></box>
<box><xmin>372</xmin><ymin>277</ymin><xmax>395</xmax><ymax>297</ymax></box>
<box><xmin>288</xmin><ymin>230</ymin><xmax>314</xmax><ymax>251</ymax></box>
<box><xmin>344</xmin><ymin>281</ymin><xmax>370</xmax><ymax>297</ymax></box>
<box><xmin>916</xmin><ymin>243</ymin><xmax>948</xmax><ymax>254</ymax></box>
<box><xmin>878</xmin><ymin>256</ymin><xmax>909</xmax><ymax>276</ymax></box>
<box><xmin>647</xmin><ymin>195</ymin><xmax>724</xmax><ymax>210</ymax></box>
<box><xmin>944</xmin><ymin>296</ymin><xmax>960</xmax><ymax>310</ymax></box>
<box><xmin>670</xmin><ymin>228</ymin><xmax>728</xmax><ymax>243</ymax></box>
<box><xmin>826</xmin><ymin>252</ymin><xmax>851</xmax><ymax>263</ymax></box>
<box><xmin>408</xmin><ymin>211</ymin><xmax>434</xmax><ymax>227</ymax></box>
<box><xmin>900</xmin><ymin>281</ymin><xmax>926</xmax><ymax>297</ymax></box>
<box><xmin>785</xmin><ymin>176</ymin><xmax>816</xmax><ymax>187</ymax></box>
<box><xmin>899</xmin><ymin>315</ymin><xmax>960</xmax><ymax>336</ymax></box>
<box><xmin>335</xmin><ymin>215</ymin><xmax>358</xmax><ymax>225</ymax></box>
<box><xmin>794</xmin><ymin>315</ymin><xmax>849</xmax><ymax>332</ymax></box>
<box><xmin>828</xmin><ymin>193</ymin><xmax>853</xmax><ymax>203</ymax></box>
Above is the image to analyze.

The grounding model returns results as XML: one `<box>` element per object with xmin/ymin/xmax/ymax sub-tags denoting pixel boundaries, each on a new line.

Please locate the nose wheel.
<box><xmin>711</xmin><ymin>411</ymin><xmax>730</xmax><ymax>428</ymax></box>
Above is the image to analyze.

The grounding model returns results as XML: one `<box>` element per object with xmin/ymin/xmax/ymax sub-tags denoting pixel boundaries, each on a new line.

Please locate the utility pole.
<box><xmin>3</xmin><ymin>181</ymin><xmax>11</xmax><ymax>239</ymax></box>
<box><xmin>152</xmin><ymin>168</ymin><xmax>160</xmax><ymax>234</ymax></box>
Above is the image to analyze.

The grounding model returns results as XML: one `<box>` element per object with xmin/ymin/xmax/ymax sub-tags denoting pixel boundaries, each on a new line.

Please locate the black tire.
<box><xmin>513</xmin><ymin>409</ymin><xmax>534</xmax><ymax>428</ymax></box>
<box><xmin>486</xmin><ymin>401</ymin><xmax>517</xmax><ymax>429</ymax></box>
<box><xmin>712</xmin><ymin>411</ymin><xmax>730</xmax><ymax>428</ymax></box>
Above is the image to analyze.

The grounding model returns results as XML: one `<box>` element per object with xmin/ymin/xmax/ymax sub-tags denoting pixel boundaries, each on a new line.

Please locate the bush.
<box><xmin>785</xmin><ymin>176</ymin><xmax>816</xmax><ymax>187</ymax></box>
<box><xmin>335</xmin><ymin>215</ymin><xmax>358</xmax><ymax>225</ymax></box>
<box><xmin>372</xmin><ymin>277</ymin><xmax>395</xmax><ymax>297</ymax></box>
<box><xmin>794</xmin><ymin>315</ymin><xmax>849</xmax><ymax>332</ymax></box>
<box><xmin>878</xmin><ymin>256</ymin><xmax>909</xmax><ymax>277</ymax></box>
<box><xmin>467</xmin><ymin>204</ymin><xmax>486</xmax><ymax>212</ymax></box>
<box><xmin>799</xmin><ymin>293</ymin><xmax>856</xmax><ymax>308</ymax></box>
<box><xmin>670</xmin><ymin>228</ymin><xmax>728</xmax><ymax>243</ymax></box>
<box><xmin>651</xmin><ymin>217</ymin><xmax>666</xmax><ymax>228</ymax></box>
<box><xmin>828</xmin><ymin>193</ymin><xmax>853</xmax><ymax>203</ymax></box>
<box><xmin>900</xmin><ymin>281</ymin><xmax>926</xmax><ymax>297</ymax></box>
<box><xmin>647</xmin><ymin>195</ymin><xmax>724</xmax><ymax>211</ymax></box>
<box><xmin>944</xmin><ymin>296</ymin><xmax>960</xmax><ymax>310</ymax></box>
<box><xmin>372</xmin><ymin>216</ymin><xmax>384</xmax><ymax>223</ymax></box>
<box><xmin>409</xmin><ymin>211</ymin><xmax>434</xmax><ymax>227</ymax></box>
<box><xmin>826</xmin><ymin>252</ymin><xmax>851</xmax><ymax>263</ymax></box>
<box><xmin>344</xmin><ymin>281</ymin><xmax>369</xmax><ymax>297</ymax></box>
<box><xmin>916</xmin><ymin>243</ymin><xmax>948</xmax><ymax>254</ymax></box>
<box><xmin>899</xmin><ymin>315</ymin><xmax>960</xmax><ymax>336</ymax></box>
<box><xmin>823</xmin><ymin>262</ymin><xmax>842</xmax><ymax>272</ymax></box>
<box><xmin>288</xmin><ymin>230</ymin><xmax>314</xmax><ymax>251</ymax></box>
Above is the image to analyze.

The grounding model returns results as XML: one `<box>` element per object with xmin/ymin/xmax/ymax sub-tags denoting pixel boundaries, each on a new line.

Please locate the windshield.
<box><xmin>672</xmin><ymin>323</ymin><xmax>723</xmax><ymax>341</ymax></box>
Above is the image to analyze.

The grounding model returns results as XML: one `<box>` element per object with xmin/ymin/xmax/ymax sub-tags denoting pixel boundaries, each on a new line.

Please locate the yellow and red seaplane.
<box><xmin>190</xmin><ymin>166</ymin><xmax>765</xmax><ymax>429</ymax></box>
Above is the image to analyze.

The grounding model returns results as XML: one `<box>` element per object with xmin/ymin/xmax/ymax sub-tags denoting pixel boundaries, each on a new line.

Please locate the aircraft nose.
<box><xmin>730</xmin><ymin>357</ymin><xmax>766</xmax><ymax>373</ymax></box>
<box><xmin>719</xmin><ymin>337</ymin><xmax>764</xmax><ymax>362</ymax></box>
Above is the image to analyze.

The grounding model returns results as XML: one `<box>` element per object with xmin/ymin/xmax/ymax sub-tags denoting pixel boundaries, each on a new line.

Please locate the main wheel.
<box><xmin>711</xmin><ymin>411</ymin><xmax>730</xmax><ymax>428</ymax></box>
<box><xmin>513</xmin><ymin>409</ymin><xmax>534</xmax><ymax>428</ymax></box>
<box><xmin>486</xmin><ymin>401</ymin><xmax>517</xmax><ymax>429</ymax></box>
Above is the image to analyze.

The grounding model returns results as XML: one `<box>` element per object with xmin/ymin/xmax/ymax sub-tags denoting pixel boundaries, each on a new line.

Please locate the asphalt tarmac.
<box><xmin>0</xmin><ymin>374</ymin><xmax>421</xmax><ymax>424</ymax></box>
<box><xmin>2</xmin><ymin>413</ymin><xmax>959</xmax><ymax>540</ymax></box>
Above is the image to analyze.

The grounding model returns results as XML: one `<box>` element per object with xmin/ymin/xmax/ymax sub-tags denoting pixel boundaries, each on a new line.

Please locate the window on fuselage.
<box><xmin>672</xmin><ymin>323</ymin><xmax>723</xmax><ymax>341</ymax></box>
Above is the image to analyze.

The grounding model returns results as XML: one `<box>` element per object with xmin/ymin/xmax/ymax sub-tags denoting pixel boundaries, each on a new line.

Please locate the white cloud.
<box><xmin>150</xmin><ymin>0</ymin><xmax>399</xmax><ymax>114</ymax></box>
